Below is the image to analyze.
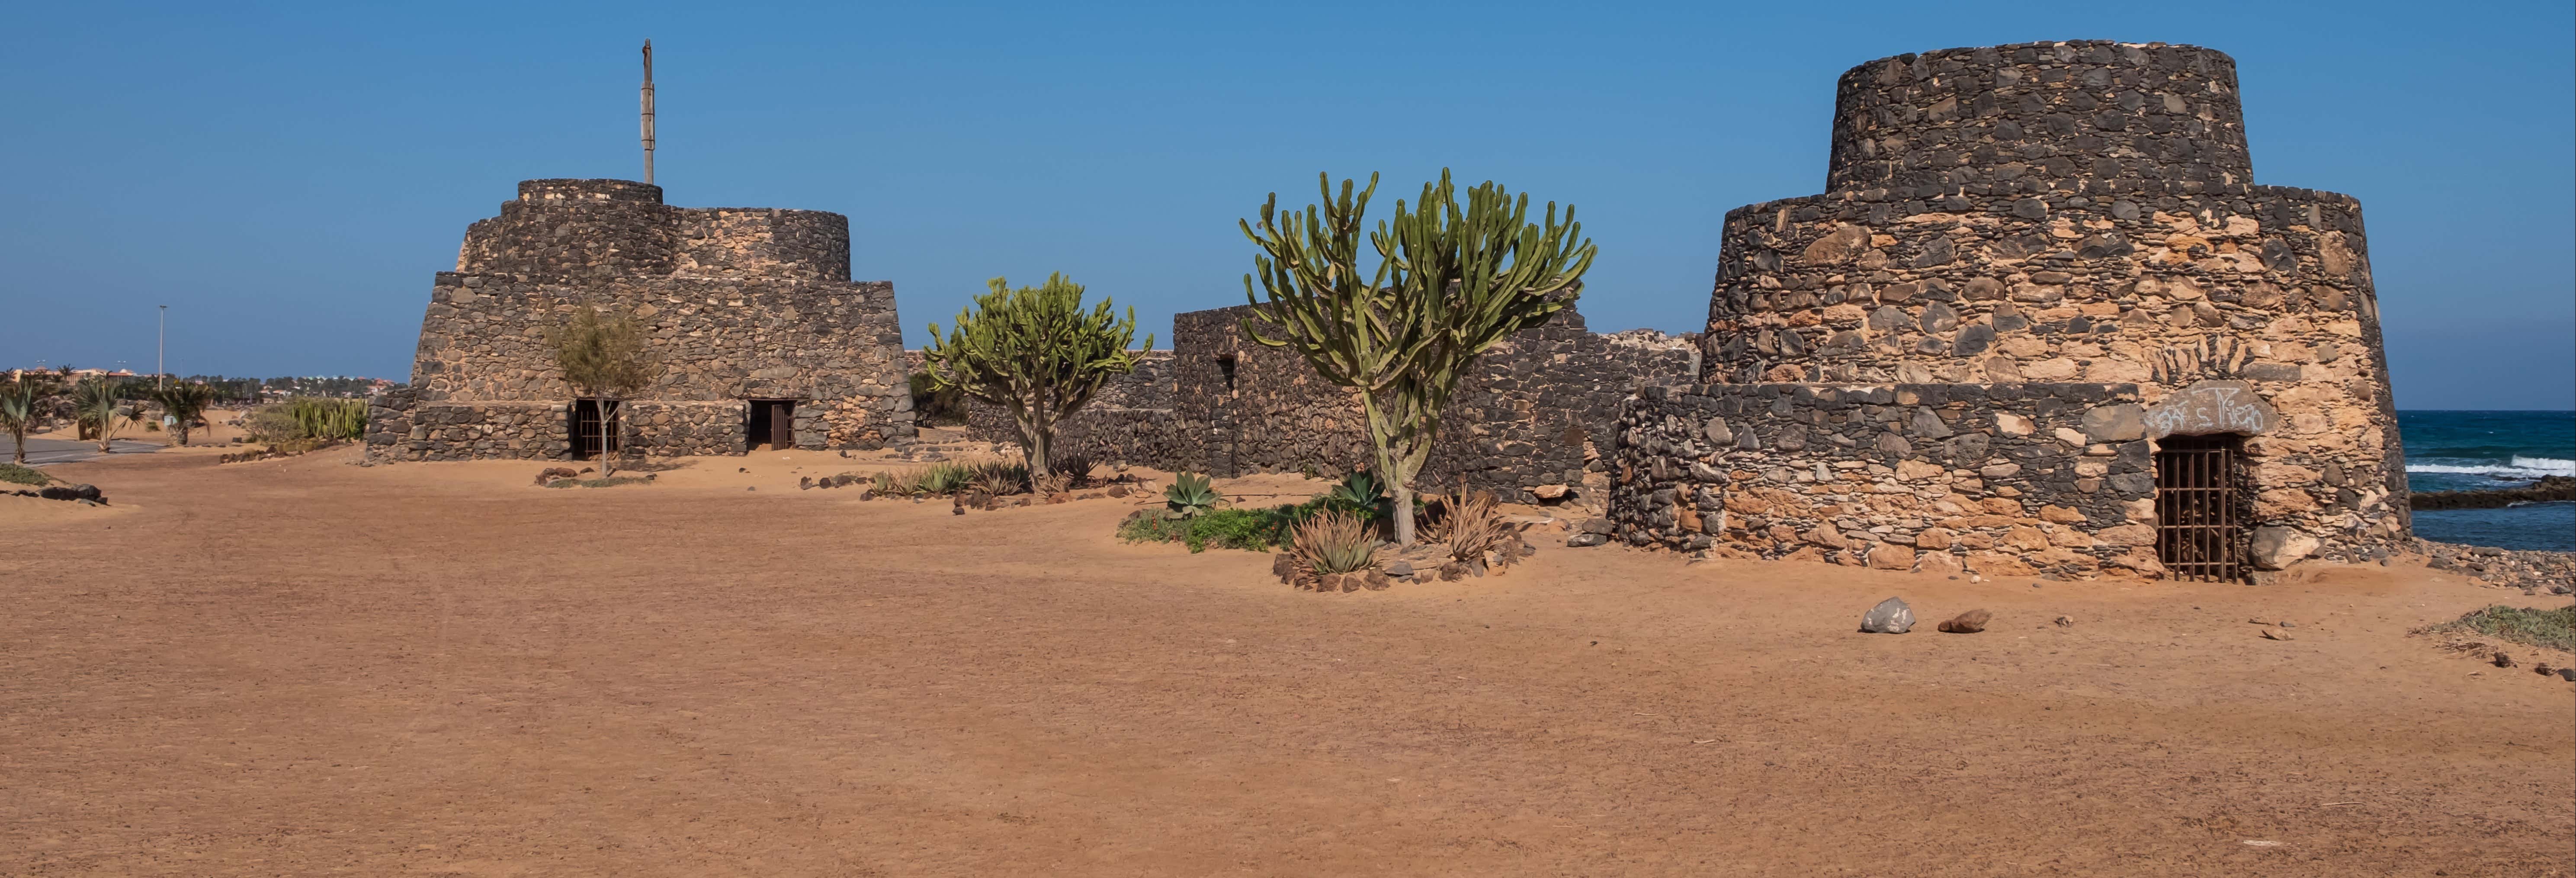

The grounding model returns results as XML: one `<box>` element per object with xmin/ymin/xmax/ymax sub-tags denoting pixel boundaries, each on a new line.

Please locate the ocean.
<box><xmin>2398</xmin><ymin>410</ymin><xmax>2575</xmax><ymax>551</ymax></box>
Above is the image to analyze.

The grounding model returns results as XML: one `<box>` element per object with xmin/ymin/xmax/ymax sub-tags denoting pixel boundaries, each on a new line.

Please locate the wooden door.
<box><xmin>770</xmin><ymin>401</ymin><xmax>793</xmax><ymax>450</ymax></box>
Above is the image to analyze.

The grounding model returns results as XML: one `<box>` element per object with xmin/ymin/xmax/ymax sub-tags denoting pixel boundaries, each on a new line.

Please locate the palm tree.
<box><xmin>73</xmin><ymin>377</ymin><xmax>125</xmax><ymax>453</ymax></box>
<box><xmin>0</xmin><ymin>379</ymin><xmax>35</xmax><ymax>465</ymax></box>
<box><xmin>151</xmin><ymin>382</ymin><xmax>218</xmax><ymax>445</ymax></box>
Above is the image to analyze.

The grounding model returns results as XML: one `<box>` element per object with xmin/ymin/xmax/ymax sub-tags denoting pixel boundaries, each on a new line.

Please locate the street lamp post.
<box><xmin>157</xmin><ymin>305</ymin><xmax>168</xmax><ymax>390</ymax></box>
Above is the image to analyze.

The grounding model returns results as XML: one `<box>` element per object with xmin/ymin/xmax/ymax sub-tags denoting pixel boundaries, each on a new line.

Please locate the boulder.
<box><xmin>1859</xmin><ymin>597</ymin><xmax>1915</xmax><ymax>634</ymax></box>
<box><xmin>2249</xmin><ymin>526</ymin><xmax>2320</xmax><ymax>570</ymax></box>
<box><xmin>1937</xmin><ymin>609</ymin><xmax>1992</xmax><ymax>633</ymax></box>
<box><xmin>1565</xmin><ymin>532</ymin><xmax>1608</xmax><ymax>548</ymax></box>
<box><xmin>1580</xmin><ymin>518</ymin><xmax>1615</xmax><ymax>535</ymax></box>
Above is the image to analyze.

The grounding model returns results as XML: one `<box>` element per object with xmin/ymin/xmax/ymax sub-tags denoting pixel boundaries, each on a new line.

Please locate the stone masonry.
<box><xmin>369</xmin><ymin>179</ymin><xmax>913</xmax><ymax>462</ymax></box>
<box><xmin>952</xmin><ymin>300</ymin><xmax>1698</xmax><ymax>503</ymax></box>
<box><xmin>1614</xmin><ymin>41</ymin><xmax>2406</xmax><ymax>578</ymax></box>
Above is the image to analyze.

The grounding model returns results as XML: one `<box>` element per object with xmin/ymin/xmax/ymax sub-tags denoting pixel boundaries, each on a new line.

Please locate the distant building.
<box><xmin>367</xmin><ymin>179</ymin><xmax>912</xmax><ymax>463</ymax></box>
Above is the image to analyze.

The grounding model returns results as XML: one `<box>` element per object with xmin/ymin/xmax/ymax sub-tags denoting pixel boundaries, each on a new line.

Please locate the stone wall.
<box><xmin>943</xmin><ymin>301</ymin><xmax>1698</xmax><ymax>501</ymax></box>
<box><xmin>371</xmin><ymin>179</ymin><xmax>911</xmax><ymax>464</ymax></box>
<box><xmin>951</xmin><ymin>350</ymin><xmax>1180</xmax><ymax>465</ymax></box>
<box><xmin>1610</xmin><ymin>382</ymin><xmax>2162</xmax><ymax>579</ymax></box>
<box><xmin>1168</xmin><ymin>303</ymin><xmax>1698</xmax><ymax>500</ymax></box>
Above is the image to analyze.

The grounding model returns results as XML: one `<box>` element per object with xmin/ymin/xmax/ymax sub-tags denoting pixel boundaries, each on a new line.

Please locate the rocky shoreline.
<box><xmin>2409</xmin><ymin>475</ymin><xmax>2575</xmax><ymax>510</ymax></box>
<box><xmin>2419</xmin><ymin>538</ymin><xmax>2576</xmax><ymax>595</ymax></box>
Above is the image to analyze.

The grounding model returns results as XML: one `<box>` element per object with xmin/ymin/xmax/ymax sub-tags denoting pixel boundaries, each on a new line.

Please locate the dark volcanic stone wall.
<box><xmin>1168</xmin><ymin>303</ymin><xmax>1697</xmax><ymax>500</ymax></box>
<box><xmin>948</xmin><ymin>301</ymin><xmax>1698</xmax><ymax>501</ymax></box>
<box><xmin>370</xmin><ymin>179</ymin><xmax>912</xmax><ymax>464</ymax></box>
<box><xmin>1612</xmin><ymin>382</ymin><xmax>2162</xmax><ymax>579</ymax></box>
<box><xmin>1826</xmin><ymin>41</ymin><xmax>2251</xmax><ymax>195</ymax></box>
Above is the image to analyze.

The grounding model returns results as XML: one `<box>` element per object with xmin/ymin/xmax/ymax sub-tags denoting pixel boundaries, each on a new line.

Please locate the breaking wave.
<box><xmin>2406</xmin><ymin>456</ymin><xmax>2576</xmax><ymax>478</ymax></box>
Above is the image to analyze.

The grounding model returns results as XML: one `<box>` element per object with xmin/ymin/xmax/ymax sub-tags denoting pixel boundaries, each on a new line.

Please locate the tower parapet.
<box><xmin>1825</xmin><ymin>41</ymin><xmax>2252</xmax><ymax>196</ymax></box>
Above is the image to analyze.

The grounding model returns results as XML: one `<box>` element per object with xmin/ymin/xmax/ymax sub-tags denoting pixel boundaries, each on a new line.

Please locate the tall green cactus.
<box><xmin>1240</xmin><ymin>169</ymin><xmax>1595</xmax><ymax>545</ymax></box>
<box><xmin>923</xmin><ymin>274</ymin><xmax>1152</xmax><ymax>481</ymax></box>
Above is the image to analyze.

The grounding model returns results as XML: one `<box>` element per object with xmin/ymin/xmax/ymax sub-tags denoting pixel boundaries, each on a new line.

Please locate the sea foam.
<box><xmin>2406</xmin><ymin>455</ymin><xmax>2576</xmax><ymax>478</ymax></box>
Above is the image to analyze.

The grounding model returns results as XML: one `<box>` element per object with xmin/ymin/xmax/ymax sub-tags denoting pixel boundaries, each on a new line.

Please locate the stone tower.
<box><xmin>1612</xmin><ymin>41</ymin><xmax>2405</xmax><ymax>580</ymax></box>
<box><xmin>367</xmin><ymin>179</ymin><xmax>914</xmax><ymax>462</ymax></box>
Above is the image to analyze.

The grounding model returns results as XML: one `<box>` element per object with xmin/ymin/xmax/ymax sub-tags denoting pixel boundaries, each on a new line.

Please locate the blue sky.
<box><xmin>2</xmin><ymin>1</ymin><xmax>2569</xmax><ymax>409</ymax></box>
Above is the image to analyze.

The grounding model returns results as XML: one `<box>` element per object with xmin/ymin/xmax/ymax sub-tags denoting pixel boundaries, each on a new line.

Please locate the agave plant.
<box><xmin>1291</xmin><ymin>509</ymin><xmax>1378</xmax><ymax>576</ymax></box>
<box><xmin>1164</xmin><ymin>471</ymin><xmax>1219</xmax><ymax>519</ymax></box>
<box><xmin>1324</xmin><ymin>469</ymin><xmax>1388</xmax><ymax>521</ymax></box>
<box><xmin>1442</xmin><ymin>488</ymin><xmax>1511</xmax><ymax>565</ymax></box>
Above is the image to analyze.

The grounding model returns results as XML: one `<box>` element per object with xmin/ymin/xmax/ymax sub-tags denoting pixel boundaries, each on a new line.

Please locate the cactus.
<box><xmin>1163</xmin><ymin>471</ymin><xmax>1219</xmax><ymax>519</ymax></box>
<box><xmin>1240</xmin><ymin>169</ymin><xmax>1595</xmax><ymax>544</ymax></box>
<box><xmin>922</xmin><ymin>274</ymin><xmax>1151</xmax><ymax>481</ymax></box>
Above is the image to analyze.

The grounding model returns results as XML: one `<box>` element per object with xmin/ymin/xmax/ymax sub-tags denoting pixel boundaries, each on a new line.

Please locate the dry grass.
<box><xmin>2420</xmin><ymin>604</ymin><xmax>2576</xmax><ymax>653</ymax></box>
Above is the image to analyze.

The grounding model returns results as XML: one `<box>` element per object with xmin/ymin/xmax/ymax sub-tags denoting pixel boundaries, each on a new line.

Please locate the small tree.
<box><xmin>547</xmin><ymin>305</ymin><xmax>662</xmax><ymax>474</ymax></box>
<box><xmin>151</xmin><ymin>382</ymin><xmax>218</xmax><ymax>445</ymax></box>
<box><xmin>72</xmin><ymin>376</ymin><xmax>127</xmax><ymax>453</ymax></box>
<box><xmin>0</xmin><ymin>378</ymin><xmax>36</xmax><ymax>464</ymax></box>
<box><xmin>1241</xmin><ymin>170</ymin><xmax>1595</xmax><ymax>545</ymax></box>
<box><xmin>922</xmin><ymin>274</ymin><xmax>1151</xmax><ymax>483</ymax></box>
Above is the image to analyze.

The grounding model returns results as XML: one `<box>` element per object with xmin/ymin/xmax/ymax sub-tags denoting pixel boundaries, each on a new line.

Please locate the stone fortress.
<box><xmin>1608</xmin><ymin>40</ymin><xmax>2406</xmax><ymax>580</ymax></box>
<box><xmin>373</xmin><ymin>39</ymin><xmax>2408</xmax><ymax>580</ymax></box>
<box><xmin>367</xmin><ymin>179</ymin><xmax>914</xmax><ymax>461</ymax></box>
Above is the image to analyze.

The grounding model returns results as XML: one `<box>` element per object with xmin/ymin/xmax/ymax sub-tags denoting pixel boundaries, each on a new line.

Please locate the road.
<box><xmin>0</xmin><ymin>436</ymin><xmax>164</xmax><ymax>467</ymax></box>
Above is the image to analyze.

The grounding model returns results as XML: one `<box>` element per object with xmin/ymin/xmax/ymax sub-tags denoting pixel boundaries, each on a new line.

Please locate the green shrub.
<box><xmin>0</xmin><ymin>463</ymin><xmax>49</xmax><ymax>486</ymax></box>
<box><xmin>2422</xmin><ymin>604</ymin><xmax>2576</xmax><ymax>653</ymax></box>
<box><xmin>1118</xmin><ymin>500</ymin><xmax>1325</xmax><ymax>553</ymax></box>
<box><xmin>285</xmin><ymin>397</ymin><xmax>366</xmax><ymax>441</ymax></box>
<box><xmin>244</xmin><ymin>397</ymin><xmax>366</xmax><ymax>444</ymax></box>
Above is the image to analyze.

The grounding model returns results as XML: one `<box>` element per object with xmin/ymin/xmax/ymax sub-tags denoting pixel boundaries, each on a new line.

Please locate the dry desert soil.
<box><xmin>3</xmin><ymin>447</ymin><xmax>2571</xmax><ymax>876</ymax></box>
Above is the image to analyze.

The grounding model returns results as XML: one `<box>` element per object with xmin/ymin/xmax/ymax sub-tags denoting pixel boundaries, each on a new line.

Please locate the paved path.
<box><xmin>0</xmin><ymin>436</ymin><xmax>163</xmax><ymax>467</ymax></box>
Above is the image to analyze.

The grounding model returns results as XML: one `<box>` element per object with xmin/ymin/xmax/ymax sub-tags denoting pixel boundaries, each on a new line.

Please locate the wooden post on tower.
<box><xmin>641</xmin><ymin>40</ymin><xmax>656</xmax><ymax>185</ymax></box>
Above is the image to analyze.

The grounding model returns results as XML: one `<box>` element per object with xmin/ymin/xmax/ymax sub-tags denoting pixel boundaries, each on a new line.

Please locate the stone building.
<box><xmin>958</xmin><ymin>300</ymin><xmax>1699</xmax><ymax>501</ymax></box>
<box><xmin>368</xmin><ymin>179</ymin><xmax>914</xmax><ymax>462</ymax></box>
<box><xmin>1610</xmin><ymin>41</ymin><xmax>2406</xmax><ymax>580</ymax></box>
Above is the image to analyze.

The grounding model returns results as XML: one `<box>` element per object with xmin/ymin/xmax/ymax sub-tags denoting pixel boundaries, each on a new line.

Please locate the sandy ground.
<box><xmin>1</xmin><ymin>448</ymin><xmax>2569</xmax><ymax>876</ymax></box>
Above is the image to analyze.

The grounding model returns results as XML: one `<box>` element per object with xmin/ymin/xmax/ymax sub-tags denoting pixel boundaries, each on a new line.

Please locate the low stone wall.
<box><xmin>365</xmin><ymin>397</ymin><xmax>782</xmax><ymax>463</ymax></box>
<box><xmin>1609</xmin><ymin>381</ymin><xmax>2163</xmax><ymax>579</ymax></box>
<box><xmin>1168</xmin><ymin>303</ymin><xmax>1698</xmax><ymax>500</ymax></box>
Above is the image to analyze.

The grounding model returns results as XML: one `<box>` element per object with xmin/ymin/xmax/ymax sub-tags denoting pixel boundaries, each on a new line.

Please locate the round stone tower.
<box><xmin>1621</xmin><ymin>41</ymin><xmax>2404</xmax><ymax>579</ymax></box>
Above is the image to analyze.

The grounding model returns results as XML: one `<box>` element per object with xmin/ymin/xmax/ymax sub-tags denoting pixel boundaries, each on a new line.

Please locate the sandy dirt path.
<box><xmin>2</xmin><ymin>449</ymin><xmax>2569</xmax><ymax>876</ymax></box>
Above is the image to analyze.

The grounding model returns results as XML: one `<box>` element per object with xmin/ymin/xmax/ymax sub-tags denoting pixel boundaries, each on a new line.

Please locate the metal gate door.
<box><xmin>2155</xmin><ymin>434</ymin><xmax>2241</xmax><ymax>582</ymax></box>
